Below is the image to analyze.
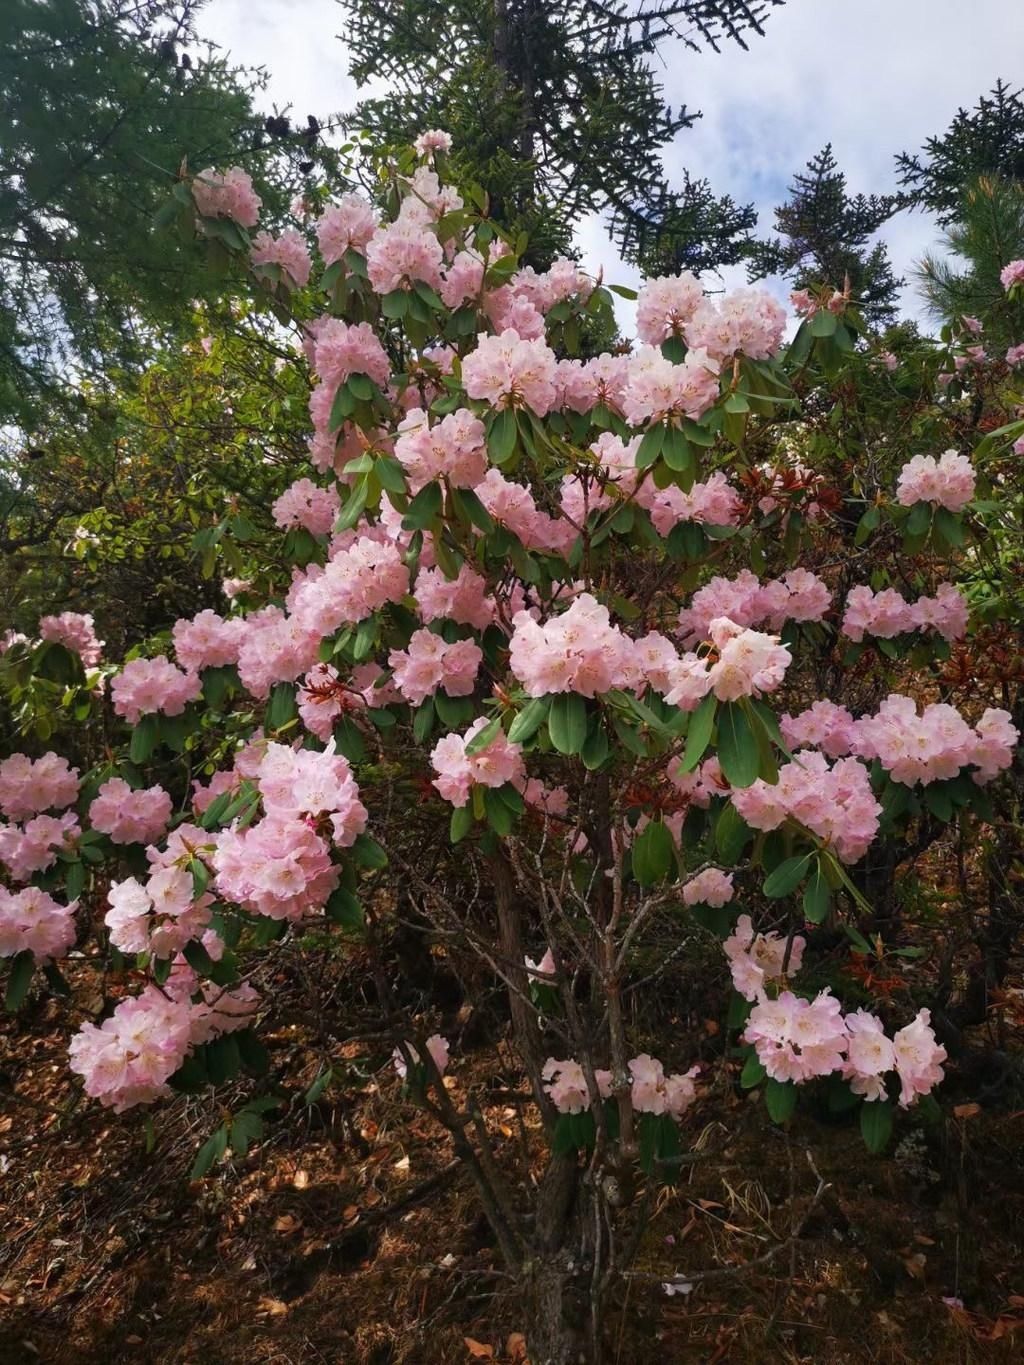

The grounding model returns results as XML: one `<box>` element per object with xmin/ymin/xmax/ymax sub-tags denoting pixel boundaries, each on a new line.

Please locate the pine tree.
<box><xmin>0</xmin><ymin>0</ymin><xmax>330</xmax><ymax>426</ymax></box>
<box><xmin>915</xmin><ymin>175</ymin><xmax>1024</xmax><ymax>347</ymax></box>
<box><xmin>897</xmin><ymin>81</ymin><xmax>1024</xmax><ymax>223</ymax></box>
<box><xmin>339</xmin><ymin>0</ymin><xmax>782</xmax><ymax>266</ymax></box>
<box><xmin>751</xmin><ymin>144</ymin><xmax>905</xmax><ymax>326</ymax></box>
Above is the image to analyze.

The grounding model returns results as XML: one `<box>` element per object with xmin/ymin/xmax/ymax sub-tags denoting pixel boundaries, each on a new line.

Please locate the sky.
<box><xmin>199</xmin><ymin>0</ymin><xmax>1024</xmax><ymax>331</ymax></box>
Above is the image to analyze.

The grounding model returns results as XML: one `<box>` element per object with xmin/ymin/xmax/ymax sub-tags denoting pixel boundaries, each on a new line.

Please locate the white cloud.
<box><xmin>200</xmin><ymin>0</ymin><xmax>1023</xmax><ymax>328</ymax></box>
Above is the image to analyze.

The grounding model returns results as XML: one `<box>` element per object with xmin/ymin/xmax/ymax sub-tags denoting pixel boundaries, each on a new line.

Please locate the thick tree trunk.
<box><xmin>523</xmin><ymin>1156</ymin><xmax>590</xmax><ymax>1365</ymax></box>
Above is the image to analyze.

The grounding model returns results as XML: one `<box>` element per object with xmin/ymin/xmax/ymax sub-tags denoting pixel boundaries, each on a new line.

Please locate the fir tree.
<box><xmin>897</xmin><ymin>81</ymin><xmax>1024</xmax><ymax>223</ymax></box>
<box><xmin>751</xmin><ymin>144</ymin><xmax>905</xmax><ymax>326</ymax></box>
<box><xmin>339</xmin><ymin>0</ymin><xmax>782</xmax><ymax>266</ymax></box>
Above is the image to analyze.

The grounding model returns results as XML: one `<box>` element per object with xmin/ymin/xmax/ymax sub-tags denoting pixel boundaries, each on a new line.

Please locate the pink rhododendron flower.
<box><xmin>635</xmin><ymin>272</ymin><xmax>703</xmax><ymax>344</ymax></box>
<box><xmin>257</xmin><ymin>740</ymin><xmax>367</xmax><ymax>846</ymax></box>
<box><xmin>705</xmin><ymin>617</ymin><xmax>792</xmax><ymax>701</ymax></box>
<box><xmin>414</xmin><ymin>563</ymin><xmax>495</xmax><ymax>630</ymax></box>
<box><xmin>843</xmin><ymin>1009</ymin><xmax>896</xmax><ymax>1102</ymax></box>
<box><xmin>851</xmin><ymin>695</ymin><xmax>1018</xmax><ymax>787</ymax></box>
<box><xmin>1005</xmin><ymin>343</ymin><xmax>1024</xmax><ymax>367</ymax></box>
<box><xmin>0</xmin><ymin>886</ymin><xmax>77</xmax><ymax>961</ymax></box>
<box><xmin>365</xmin><ymin>219</ymin><xmax>444</xmax><ymax>294</ymax></box>
<box><xmin>621</xmin><ymin>344</ymin><xmax>720</xmax><ymax>426</ymax></box>
<box><xmin>251</xmin><ymin>228</ymin><xmax>311</xmax><ymax>287</ymax></box>
<box><xmin>542</xmin><ymin>1057</ymin><xmax>592</xmax><ymax>1113</ymax></box>
<box><xmin>430</xmin><ymin>717</ymin><xmax>525</xmax><ymax>807</ymax></box>
<box><xmin>0</xmin><ymin>811</ymin><xmax>79</xmax><ymax>882</ymax></box>
<box><xmin>0</xmin><ymin>752</ymin><xmax>80</xmax><ymax>821</ymax></box>
<box><xmin>394</xmin><ymin>406</ymin><xmax>487</xmax><ymax>492</ymax></box>
<box><xmin>744</xmin><ymin>989</ymin><xmax>847</xmax><ymax>1084</ymax></box>
<box><xmin>892</xmin><ymin>1009</ymin><xmax>947</xmax><ymax>1107</ymax></box>
<box><xmin>389</xmin><ymin>630</ymin><xmax>483</xmax><ymax>706</ymax></box>
<box><xmin>731</xmin><ymin>753</ymin><xmax>881</xmax><ymax>864</ymax></box>
<box><xmin>509</xmin><ymin>593</ymin><xmax>640</xmax><ymax>697</ymax></box>
<box><xmin>90</xmin><ymin>779</ymin><xmax>173</xmax><ymax>846</ymax></box>
<box><xmin>39</xmin><ymin>611</ymin><xmax>103</xmax><ymax>666</ymax></box>
<box><xmin>723</xmin><ymin>914</ymin><xmax>805</xmax><ymax>1002</ymax></box>
<box><xmin>896</xmin><ymin>450</ymin><xmax>976</xmax><ymax>512</ymax></box>
<box><xmin>780</xmin><ymin>701</ymin><xmax>857</xmax><ymax>758</ymax></box>
<box><xmin>414</xmin><ymin>129</ymin><xmax>452</xmax><ymax>156</ymax></box>
<box><xmin>1000</xmin><ymin>259</ymin><xmax>1024</xmax><ymax>290</ymax></box>
<box><xmin>393</xmin><ymin>1033</ymin><xmax>449</xmax><ymax>1078</ymax></box>
<box><xmin>461</xmin><ymin>328</ymin><xmax>558</xmax><ymax>415</ymax></box>
<box><xmin>316</xmin><ymin>194</ymin><xmax>379</xmax><ymax>264</ymax></box>
<box><xmin>684</xmin><ymin>287</ymin><xmax>786</xmax><ymax>363</ymax></box>
<box><xmin>272</xmin><ymin>478</ymin><xmax>341</xmax><ymax>536</ymax></box>
<box><xmin>213</xmin><ymin>815</ymin><xmax>340</xmax><ymax>921</ymax></box>
<box><xmin>192</xmin><ymin>167</ymin><xmax>261</xmax><ymax>227</ymax></box>
<box><xmin>111</xmin><ymin>656</ymin><xmax>201</xmax><ymax>724</ymax></box>
<box><xmin>172</xmin><ymin>609</ymin><xmax>246</xmax><ymax>672</ymax></box>
<box><xmin>681</xmin><ymin>868</ymin><xmax>734</xmax><ymax>907</ymax></box>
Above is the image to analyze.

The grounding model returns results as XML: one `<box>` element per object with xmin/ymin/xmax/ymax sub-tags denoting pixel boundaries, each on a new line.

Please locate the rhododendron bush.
<box><xmin>2</xmin><ymin>138</ymin><xmax>1021</xmax><ymax>1361</ymax></box>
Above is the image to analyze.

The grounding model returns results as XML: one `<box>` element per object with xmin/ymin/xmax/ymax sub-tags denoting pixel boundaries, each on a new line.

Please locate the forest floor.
<box><xmin>2</xmin><ymin>949</ymin><xmax>1024</xmax><ymax>1365</ymax></box>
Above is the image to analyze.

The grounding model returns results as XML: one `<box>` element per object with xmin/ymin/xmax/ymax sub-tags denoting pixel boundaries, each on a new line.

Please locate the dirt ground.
<box><xmin>2</xmin><ymin>954</ymin><xmax>1024</xmax><ymax>1365</ymax></box>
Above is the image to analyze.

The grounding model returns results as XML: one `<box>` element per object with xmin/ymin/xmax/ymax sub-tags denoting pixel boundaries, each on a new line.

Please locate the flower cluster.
<box><xmin>0</xmin><ymin>886</ymin><xmax>77</xmax><ymax>962</ymax></box>
<box><xmin>724</xmin><ymin>914</ymin><xmax>806</xmax><ymax>1002</ymax></box>
<box><xmin>677</xmin><ymin>568</ymin><xmax>831</xmax><ymax>645</ymax></box>
<box><xmin>192</xmin><ymin>167</ymin><xmax>262</xmax><ymax>227</ymax></box>
<box><xmin>730</xmin><ymin>752</ymin><xmax>881</xmax><ymax>863</ymax></box>
<box><xmin>509</xmin><ymin>593</ymin><xmax>641</xmax><ymax>697</ymax></box>
<box><xmin>414</xmin><ymin>563</ymin><xmax>495</xmax><ymax>630</ymax></box>
<box><xmin>39</xmin><ymin>611</ymin><xmax>103</xmax><ymax>666</ymax></box>
<box><xmin>251</xmin><ymin>228</ymin><xmax>312</xmax><ymax>287</ymax></box>
<box><xmin>1000</xmin><ymin>259</ymin><xmax>1024</xmax><ymax>291</ymax></box>
<box><xmin>0</xmin><ymin>811</ymin><xmax>79</xmax><ymax>882</ymax></box>
<box><xmin>69</xmin><ymin>968</ymin><xmax>258</xmax><ymax>1112</ymax></box>
<box><xmin>542</xmin><ymin>1055</ymin><xmax>698</xmax><ymax>1119</ymax></box>
<box><xmin>316</xmin><ymin>192</ymin><xmax>379</xmax><ymax>264</ymax></box>
<box><xmin>681</xmin><ymin>868</ymin><xmax>734</xmax><ymax>907</ymax></box>
<box><xmin>111</xmin><ymin>656</ymin><xmax>201</xmax><ymax>724</ymax></box>
<box><xmin>89</xmin><ymin>778</ymin><xmax>173</xmax><ymax>846</ymax></box>
<box><xmin>257</xmin><ymin>741</ymin><xmax>368</xmax><ymax>847</ymax></box>
<box><xmin>213</xmin><ymin>816</ymin><xmax>339</xmax><ymax>921</ymax></box>
<box><xmin>0</xmin><ymin>752</ymin><xmax>80</xmax><ymax>821</ymax></box>
<box><xmin>895</xmin><ymin>450</ymin><xmax>976</xmax><ymax>512</ymax></box>
<box><xmin>621</xmin><ymin>345</ymin><xmax>720</xmax><ymax>426</ymax></box>
<box><xmin>394</xmin><ymin>407</ymin><xmax>488</xmax><ymax>492</ymax></box>
<box><xmin>744</xmin><ymin>992</ymin><xmax>945</xmax><ymax>1106</ymax></box>
<box><xmin>272</xmin><ymin>478</ymin><xmax>341</xmax><ymax>536</ymax></box>
<box><xmin>850</xmin><ymin>695</ymin><xmax>1018</xmax><ymax>787</ymax></box>
<box><xmin>462</xmin><ymin>328</ymin><xmax>558</xmax><ymax>415</ymax></box>
<box><xmin>841</xmin><ymin>583</ymin><xmax>969</xmax><ymax>643</ymax></box>
<box><xmin>663</xmin><ymin>617</ymin><xmax>792</xmax><ymax>709</ymax></box>
<box><xmin>389</xmin><ymin>630</ymin><xmax>483</xmax><ymax>706</ymax></box>
<box><xmin>172</xmin><ymin>610</ymin><xmax>246</xmax><ymax>672</ymax></box>
<box><xmin>430</xmin><ymin>717</ymin><xmax>525</xmax><ymax>807</ymax></box>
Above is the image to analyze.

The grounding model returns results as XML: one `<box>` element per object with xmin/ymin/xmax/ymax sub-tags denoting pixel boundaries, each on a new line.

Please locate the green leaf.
<box><xmin>484</xmin><ymin>786</ymin><xmax>515</xmax><ymax>835</ymax></box>
<box><xmin>906</xmin><ymin>501</ymin><xmax>932</xmax><ymax>536</ymax></box>
<box><xmin>452</xmin><ymin>486</ymin><xmax>494</xmax><ymax>533</ymax></box>
<box><xmin>716</xmin><ymin>702</ymin><xmax>759</xmax><ymax>789</ymax></box>
<box><xmin>129</xmin><ymin>712</ymin><xmax>160</xmax><ymax>764</ymax></box>
<box><xmin>860</xmin><ymin>1099</ymin><xmax>893</xmax><ymax>1154</ymax></box>
<box><xmin>351</xmin><ymin>834</ymin><xmax>388</xmax><ymax>869</ymax></box>
<box><xmin>715</xmin><ymin>803</ymin><xmax>752</xmax><ymax>864</ymax></box>
<box><xmin>236</xmin><ymin>1030</ymin><xmax>271</xmax><ymax>1077</ymax></box>
<box><xmin>547</xmin><ymin>693</ymin><xmax>588</xmax><ymax>756</ymax></box>
<box><xmin>934</xmin><ymin>507</ymin><xmax>965</xmax><ymax>546</ymax></box>
<box><xmin>305</xmin><ymin>1068</ymin><xmax>334</xmax><ymax>1105</ymax></box>
<box><xmin>183</xmin><ymin>938</ymin><xmax>215</xmax><ymax>977</ymax></box>
<box><xmin>229</xmin><ymin>1109</ymin><xmax>265</xmax><ymax>1156</ymax></box>
<box><xmin>924</xmin><ymin>783</ymin><xmax>954</xmax><ymax>823</ymax></box>
<box><xmin>740</xmin><ymin>1050</ymin><xmax>767</xmax><ymax>1089</ymax></box>
<box><xmin>487</xmin><ymin>408</ymin><xmax>519</xmax><ymax>464</ymax></box>
<box><xmin>4</xmin><ymin>950</ymin><xmax>34</xmax><ymax>1012</ymax></box>
<box><xmin>402</xmin><ymin>480</ymin><xmax>442</xmax><ymax>531</ymax></box>
<box><xmin>450</xmin><ymin>804</ymin><xmax>475</xmax><ymax>843</ymax></box>
<box><xmin>680</xmin><ymin>693</ymin><xmax>717</xmax><ymax>772</ymax></box>
<box><xmin>810</xmin><ymin>309</ymin><xmax>837</xmax><ymax>337</ymax></box>
<box><xmin>764</xmin><ymin>853</ymin><xmax>814</xmax><ymax>899</ymax></box>
<box><xmin>413</xmin><ymin>698</ymin><xmax>435</xmax><ymax>743</ymax></box>
<box><xmin>190</xmin><ymin>1125</ymin><xmax>229</xmax><ymax>1180</ymax></box>
<box><xmin>581</xmin><ymin>723</ymin><xmax>610</xmax><ymax>770</ymax></box>
<box><xmin>205</xmin><ymin>1033</ymin><xmax>241</xmax><ymax>1086</ymax></box>
<box><xmin>803</xmin><ymin>860</ymin><xmax>831</xmax><ymax>923</ymax></box>
<box><xmin>381</xmin><ymin>288</ymin><xmax>410</xmax><ymax>319</ymax></box>
<box><xmin>266</xmin><ymin>682</ymin><xmax>298</xmax><ymax>731</ymax></box>
<box><xmin>465</xmin><ymin>716</ymin><xmax>502</xmax><ymax>756</ymax></box>
<box><xmin>325</xmin><ymin>886</ymin><xmax>363</xmax><ymax>928</ymax></box>
<box><xmin>507</xmin><ymin>696</ymin><xmax>550</xmax><ymax>744</ymax></box>
<box><xmin>335</xmin><ymin>715</ymin><xmax>367</xmax><ymax>764</ymax></box>
<box><xmin>764</xmin><ymin>1078</ymin><xmax>798</xmax><ymax>1123</ymax></box>
<box><xmin>632</xmin><ymin>819</ymin><xmax>675</xmax><ymax>887</ymax></box>
<box><xmin>635</xmin><ymin>424</ymin><xmax>664</xmax><ymax>469</ymax></box>
<box><xmin>855</xmin><ymin>504</ymin><xmax>881</xmax><ymax>546</ymax></box>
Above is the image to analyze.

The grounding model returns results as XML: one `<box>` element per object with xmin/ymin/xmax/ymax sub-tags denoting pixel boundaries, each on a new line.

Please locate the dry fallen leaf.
<box><xmin>506</xmin><ymin>1331</ymin><xmax>528</xmax><ymax>1361</ymax></box>
<box><xmin>953</xmin><ymin>1103</ymin><xmax>981</xmax><ymax>1120</ymax></box>
<box><xmin>292</xmin><ymin>1169</ymin><xmax>310</xmax><ymax>1190</ymax></box>
<box><xmin>464</xmin><ymin>1337</ymin><xmax>494</xmax><ymax>1358</ymax></box>
<box><xmin>904</xmin><ymin>1253</ymin><xmax>927</xmax><ymax>1281</ymax></box>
